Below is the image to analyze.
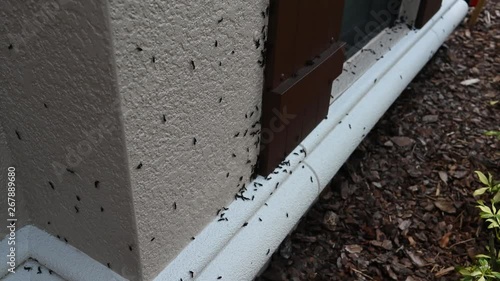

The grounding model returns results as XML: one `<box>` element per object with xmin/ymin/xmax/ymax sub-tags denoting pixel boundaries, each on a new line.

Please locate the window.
<box><xmin>341</xmin><ymin>0</ymin><xmax>402</xmax><ymax>57</ymax></box>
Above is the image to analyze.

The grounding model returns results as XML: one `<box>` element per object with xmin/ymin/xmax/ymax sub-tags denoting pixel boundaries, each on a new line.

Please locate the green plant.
<box><xmin>474</xmin><ymin>171</ymin><xmax>500</xmax><ymax>203</ymax></box>
<box><xmin>458</xmin><ymin>257</ymin><xmax>500</xmax><ymax>281</ymax></box>
<box><xmin>458</xmin><ymin>171</ymin><xmax>500</xmax><ymax>281</ymax></box>
<box><xmin>484</xmin><ymin>131</ymin><xmax>500</xmax><ymax>140</ymax></box>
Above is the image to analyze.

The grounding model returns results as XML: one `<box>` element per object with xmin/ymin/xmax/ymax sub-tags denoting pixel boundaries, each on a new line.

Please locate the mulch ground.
<box><xmin>257</xmin><ymin>2</ymin><xmax>499</xmax><ymax>281</ymax></box>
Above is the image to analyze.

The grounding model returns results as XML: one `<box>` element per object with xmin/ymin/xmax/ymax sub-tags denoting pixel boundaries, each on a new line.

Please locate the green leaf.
<box><xmin>474</xmin><ymin>187</ymin><xmax>489</xmax><ymax>196</ymax></box>
<box><xmin>493</xmin><ymin>192</ymin><xmax>500</xmax><ymax>204</ymax></box>
<box><xmin>476</xmin><ymin>254</ymin><xmax>492</xmax><ymax>259</ymax></box>
<box><xmin>476</xmin><ymin>171</ymin><xmax>490</xmax><ymax>186</ymax></box>
<box><xmin>478</xmin><ymin>205</ymin><xmax>493</xmax><ymax>214</ymax></box>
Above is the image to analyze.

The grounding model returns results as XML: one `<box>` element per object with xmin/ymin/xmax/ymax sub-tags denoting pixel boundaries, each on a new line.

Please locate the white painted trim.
<box><xmin>156</xmin><ymin>1</ymin><xmax>467</xmax><ymax>280</ymax></box>
<box><xmin>0</xmin><ymin>226</ymin><xmax>126</xmax><ymax>281</ymax></box>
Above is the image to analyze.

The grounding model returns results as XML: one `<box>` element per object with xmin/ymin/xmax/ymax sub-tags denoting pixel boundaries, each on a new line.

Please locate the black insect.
<box><xmin>223</xmin><ymin>207</ymin><xmax>229</xmax><ymax>211</ymax></box>
<box><xmin>219</xmin><ymin>62</ymin><xmax>222</xmax><ymax>66</ymax></box>
<box><xmin>24</xmin><ymin>266</ymin><xmax>32</xmax><ymax>271</ymax></box>
<box><xmin>226</xmin><ymin>172</ymin><xmax>229</xmax><ymax>177</ymax></box>
<box><xmin>234</xmin><ymin>132</ymin><xmax>239</xmax><ymax>137</ymax></box>
<box><xmin>173</xmin><ymin>202</ymin><xmax>177</xmax><ymax>210</ymax></box>
<box><xmin>254</xmin><ymin>39</ymin><xmax>260</xmax><ymax>49</ymax></box>
<box><xmin>190</xmin><ymin>60</ymin><xmax>196</xmax><ymax>70</ymax></box>
<box><xmin>217</xmin><ymin>18</ymin><xmax>223</xmax><ymax>24</ymax></box>
<box><xmin>94</xmin><ymin>181</ymin><xmax>100</xmax><ymax>188</ymax></box>
<box><xmin>193</xmin><ymin>138</ymin><xmax>197</xmax><ymax>145</ymax></box>
<box><xmin>400</xmin><ymin>75</ymin><xmax>403</xmax><ymax>80</ymax></box>
<box><xmin>101</xmin><ymin>207</ymin><xmax>104</xmax><ymax>212</ymax></box>
<box><xmin>66</xmin><ymin>168</ymin><xmax>75</xmax><ymax>174</ymax></box>
<box><xmin>349</xmin><ymin>124</ymin><xmax>352</xmax><ymax>129</ymax></box>
<box><xmin>49</xmin><ymin>181</ymin><xmax>55</xmax><ymax>190</ymax></box>
<box><xmin>242</xmin><ymin>222</ymin><xmax>248</xmax><ymax>227</ymax></box>
<box><xmin>136</xmin><ymin>46</ymin><xmax>143</xmax><ymax>52</ymax></box>
<box><xmin>363</xmin><ymin>127</ymin><xmax>366</xmax><ymax>130</ymax></box>
<box><xmin>232</xmin><ymin>153</ymin><xmax>236</xmax><ymax>158</ymax></box>
<box><xmin>286</xmin><ymin>213</ymin><xmax>289</xmax><ymax>217</ymax></box>
<box><xmin>75</xmin><ymin>206</ymin><xmax>79</xmax><ymax>213</ymax></box>
<box><xmin>275</xmin><ymin>183</ymin><xmax>279</xmax><ymax>189</ymax></box>
<box><xmin>44</xmin><ymin>103</ymin><xmax>48</xmax><ymax>108</ymax></box>
<box><xmin>129</xmin><ymin>245</ymin><xmax>133</xmax><ymax>251</ymax></box>
<box><xmin>107</xmin><ymin>263</ymin><xmax>111</xmax><ymax>268</ymax></box>
<box><xmin>310</xmin><ymin>176</ymin><xmax>313</xmax><ymax>183</ymax></box>
<box><xmin>136</xmin><ymin>162</ymin><xmax>143</xmax><ymax>169</ymax></box>
<box><xmin>258</xmin><ymin>218</ymin><xmax>262</xmax><ymax>221</ymax></box>
<box><xmin>214</xmin><ymin>40</ymin><xmax>218</xmax><ymax>47</ymax></box>
<box><xmin>217</xmin><ymin>218</ymin><xmax>226</xmax><ymax>222</ymax></box>
<box><xmin>300</xmin><ymin>149</ymin><xmax>307</xmax><ymax>156</ymax></box>
<box><xmin>338</xmin><ymin>120</ymin><xmax>342</xmax><ymax>124</ymax></box>
<box><xmin>49</xmin><ymin>269</ymin><xmax>53</xmax><ymax>274</ymax></box>
<box><xmin>15</xmin><ymin>130</ymin><xmax>21</xmax><ymax>140</ymax></box>
<box><xmin>162</xmin><ymin>115</ymin><xmax>166</xmax><ymax>123</ymax></box>
<box><xmin>57</xmin><ymin>235</ymin><xmax>61</xmax><ymax>239</ymax></box>
<box><xmin>231</xmin><ymin>50</ymin><xmax>235</xmax><ymax>54</ymax></box>
<box><xmin>251</xmin><ymin>195</ymin><xmax>254</xmax><ymax>200</ymax></box>
<box><xmin>266</xmin><ymin>249</ymin><xmax>270</xmax><ymax>255</ymax></box>
<box><xmin>218</xmin><ymin>276</ymin><xmax>222</xmax><ymax>280</ymax></box>
<box><xmin>245</xmin><ymin>114</ymin><xmax>248</xmax><ymax>118</ymax></box>
<box><xmin>191</xmin><ymin>237</ymin><xmax>195</xmax><ymax>240</ymax></box>
<box><xmin>239</xmin><ymin>176</ymin><xmax>243</xmax><ymax>181</ymax></box>
<box><xmin>250</xmin><ymin>111</ymin><xmax>254</xmax><ymax>117</ymax></box>
<box><xmin>151</xmin><ymin>237</ymin><xmax>155</xmax><ymax>241</ymax></box>
<box><xmin>8</xmin><ymin>44</ymin><xmax>13</xmax><ymax>50</ymax></box>
<box><xmin>76</xmin><ymin>195</ymin><xmax>80</xmax><ymax>201</ymax></box>
<box><xmin>256</xmin><ymin>105</ymin><xmax>259</xmax><ymax>111</ymax></box>
<box><xmin>351</xmin><ymin>71</ymin><xmax>356</xmax><ymax>75</ymax></box>
<box><xmin>47</xmin><ymin>221</ymin><xmax>51</xmax><ymax>225</ymax></box>
<box><xmin>37</xmin><ymin>266</ymin><xmax>42</xmax><ymax>274</ymax></box>
<box><xmin>216</xmin><ymin>209</ymin><xmax>221</xmax><ymax>215</ymax></box>
<box><xmin>264</xmin><ymin>203</ymin><xmax>268</xmax><ymax>206</ymax></box>
<box><xmin>151</xmin><ymin>56</ymin><xmax>156</xmax><ymax>63</ymax></box>
<box><xmin>374</xmin><ymin>78</ymin><xmax>377</xmax><ymax>83</ymax></box>
<box><xmin>64</xmin><ymin>238</ymin><xmax>68</xmax><ymax>243</ymax></box>
<box><xmin>189</xmin><ymin>271</ymin><xmax>194</xmax><ymax>278</ymax></box>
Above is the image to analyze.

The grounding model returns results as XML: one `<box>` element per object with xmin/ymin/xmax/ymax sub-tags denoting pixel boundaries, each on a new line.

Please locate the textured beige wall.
<box><xmin>0</xmin><ymin>0</ymin><xmax>141</xmax><ymax>279</ymax></box>
<box><xmin>108</xmin><ymin>0</ymin><xmax>268</xmax><ymax>279</ymax></box>
<box><xmin>1</xmin><ymin>0</ymin><xmax>269</xmax><ymax>279</ymax></box>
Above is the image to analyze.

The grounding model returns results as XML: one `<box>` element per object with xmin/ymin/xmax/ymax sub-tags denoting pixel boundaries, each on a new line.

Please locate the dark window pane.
<box><xmin>341</xmin><ymin>0</ymin><xmax>402</xmax><ymax>57</ymax></box>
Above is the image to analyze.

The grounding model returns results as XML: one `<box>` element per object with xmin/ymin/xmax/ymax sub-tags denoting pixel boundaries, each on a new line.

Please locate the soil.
<box><xmin>257</xmin><ymin>2</ymin><xmax>499</xmax><ymax>281</ymax></box>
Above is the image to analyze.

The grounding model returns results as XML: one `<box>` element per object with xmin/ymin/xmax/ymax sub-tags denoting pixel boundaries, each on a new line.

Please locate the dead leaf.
<box><xmin>435</xmin><ymin>266</ymin><xmax>455</xmax><ymax>277</ymax></box>
<box><xmin>460</xmin><ymin>78</ymin><xmax>480</xmax><ymax>86</ymax></box>
<box><xmin>370</xmin><ymin>240</ymin><xmax>393</xmax><ymax>250</ymax></box>
<box><xmin>390</xmin><ymin>136</ymin><xmax>415</xmax><ymax>147</ymax></box>
<box><xmin>406</xmin><ymin>250</ymin><xmax>426</xmax><ymax>267</ymax></box>
<box><xmin>438</xmin><ymin>171</ymin><xmax>448</xmax><ymax>184</ymax></box>
<box><xmin>435</xmin><ymin>200</ymin><xmax>457</xmax><ymax>214</ymax></box>
<box><xmin>398</xmin><ymin>220</ymin><xmax>411</xmax><ymax>231</ymax></box>
<box><xmin>408</xmin><ymin>236</ymin><xmax>417</xmax><ymax>247</ymax></box>
<box><xmin>345</xmin><ymin>244</ymin><xmax>363</xmax><ymax>254</ymax></box>
<box><xmin>439</xmin><ymin>232</ymin><xmax>452</xmax><ymax>248</ymax></box>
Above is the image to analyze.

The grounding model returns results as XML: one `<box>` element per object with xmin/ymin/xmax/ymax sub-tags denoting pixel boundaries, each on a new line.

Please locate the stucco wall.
<box><xmin>107</xmin><ymin>0</ymin><xmax>268</xmax><ymax>279</ymax></box>
<box><xmin>0</xmin><ymin>121</ymin><xmax>24</xmax><ymax>238</ymax></box>
<box><xmin>0</xmin><ymin>1</ymin><xmax>140</xmax><ymax>279</ymax></box>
